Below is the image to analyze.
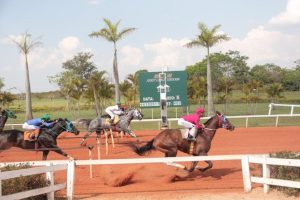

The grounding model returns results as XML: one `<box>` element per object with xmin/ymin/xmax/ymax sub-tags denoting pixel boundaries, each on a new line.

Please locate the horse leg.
<box><xmin>50</xmin><ymin>144</ymin><xmax>74</xmax><ymax>160</ymax></box>
<box><xmin>195</xmin><ymin>152</ymin><xmax>213</xmax><ymax>172</ymax></box>
<box><xmin>196</xmin><ymin>160</ymin><xmax>213</xmax><ymax>172</ymax></box>
<box><xmin>163</xmin><ymin>150</ymin><xmax>186</xmax><ymax>170</ymax></box>
<box><xmin>80</xmin><ymin>131</ymin><xmax>93</xmax><ymax>146</ymax></box>
<box><xmin>42</xmin><ymin>150</ymin><xmax>50</xmax><ymax>160</ymax></box>
<box><xmin>188</xmin><ymin>161</ymin><xmax>199</xmax><ymax>172</ymax></box>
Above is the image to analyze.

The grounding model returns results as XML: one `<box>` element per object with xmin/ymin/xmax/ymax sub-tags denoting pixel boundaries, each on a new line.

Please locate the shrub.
<box><xmin>270</xmin><ymin>151</ymin><xmax>300</xmax><ymax>197</ymax></box>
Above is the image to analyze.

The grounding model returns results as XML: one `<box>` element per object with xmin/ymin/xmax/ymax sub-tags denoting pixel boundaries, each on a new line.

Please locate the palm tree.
<box><xmin>11</xmin><ymin>32</ymin><xmax>42</xmax><ymax>120</ymax></box>
<box><xmin>89</xmin><ymin>18</ymin><xmax>136</xmax><ymax>103</ymax></box>
<box><xmin>185</xmin><ymin>23</ymin><xmax>230</xmax><ymax>116</ymax></box>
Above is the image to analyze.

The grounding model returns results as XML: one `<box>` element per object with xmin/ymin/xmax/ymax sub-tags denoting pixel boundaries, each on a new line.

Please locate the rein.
<box><xmin>203</xmin><ymin>114</ymin><xmax>223</xmax><ymax>131</ymax></box>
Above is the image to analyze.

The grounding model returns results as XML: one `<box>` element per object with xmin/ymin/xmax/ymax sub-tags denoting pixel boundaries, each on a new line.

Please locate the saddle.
<box><xmin>104</xmin><ymin>116</ymin><xmax>120</xmax><ymax>126</ymax></box>
<box><xmin>24</xmin><ymin>129</ymin><xmax>40</xmax><ymax>141</ymax></box>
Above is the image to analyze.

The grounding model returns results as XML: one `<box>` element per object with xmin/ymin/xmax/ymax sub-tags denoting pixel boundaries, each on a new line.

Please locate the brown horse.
<box><xmin>133</xmin><ymin>111</ymin><xmax>235</xmax><ymax>172</ymax></box>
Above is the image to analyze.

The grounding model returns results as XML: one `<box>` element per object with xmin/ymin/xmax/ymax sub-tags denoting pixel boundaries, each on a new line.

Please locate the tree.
<box><xmin>89</xmin><ymin>18</ymin><xmax>136</xmax><ymax>103</ymax></box>
<box><xmin>86</xmin><ymin>70</ymin><xmax>107</xmax><ymax>116</ymax></box>
<box><xmin>11</xmin><ymin>32</ymin><xmax>42</xmax><ymax>120</ymax></box>
<box><xmin>126</xmin><ymin>69</ymin><xmax>147</xmax><ymax>106</ymax></box>
<box><xmin>185</xmin><ymin>23</ymin><xmax>230</xmax><ymax>116</ymax></box>
<box><xmin>265</xmin><ymin>83</ymin><xmax>284</xmax><ymax>102</ymax></box>
<box><xmin>0</xmin><ymin>77</ymin><xmax>16</xmax><ymax>107</ymax></box>
<box><xmin>49</xmin><ymin>52</ymin><xmax>96</xmax><ymax>115</ymax></box>
<box><xmin>120</xmin><ymin>80</ymin><xmax>132</xmax><ymax>105</ymax></box>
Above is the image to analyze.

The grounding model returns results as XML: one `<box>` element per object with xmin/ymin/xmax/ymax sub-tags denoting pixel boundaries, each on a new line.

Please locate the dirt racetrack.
<box><xmin>0</xmin><ymin>126</ymin><xmax>299</xmax><ymax>199</ymax></box>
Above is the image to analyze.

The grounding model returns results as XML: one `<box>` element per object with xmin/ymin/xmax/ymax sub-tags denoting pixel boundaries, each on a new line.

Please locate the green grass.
<box><xmin>5</xmin><ymin>90</ymin><xmax>300</xmax><ymax>130</ymax></box>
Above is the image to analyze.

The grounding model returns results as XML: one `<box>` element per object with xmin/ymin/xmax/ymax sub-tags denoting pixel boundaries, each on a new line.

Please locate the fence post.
<box><xmin>67</xmin><ymin>160</ymin><xmax>75</xmax><ymax>200</ymax></box>
<box><xmin>241</xmin><ymin>156</ymin><xmax>252</xmax><ymax>192</ymax></box>
<box><xmin>275</xmin><ymin>116</ymin><xmax>279</xmax><ymax>127</ymax></box>
<box><xmin>245</xmin><ymin>117</ymin><xmax>249</xmax><ymax>128</ymax></box>
<box><xmin>291</xmin><ymin>106</ymin><xmax>294</xmax><ymax>115</ymax></box>
<box><xmin>46</xmin><ymin>163</ymin><xmax>54</xmax><ymax>200</ymax></box>
<box><xmin>268</xmin><ymin>103</ymin><xmax>273</xmax><ymax>115</ymax></box>
<box><xmin>263</xmin><ymin>154</ymin><xmax>270</xmax><ymax>193</ymax></box>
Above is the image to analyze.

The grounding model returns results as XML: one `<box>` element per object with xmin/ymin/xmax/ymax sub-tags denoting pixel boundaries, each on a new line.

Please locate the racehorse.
<box><xmin>0</xmin><ymin>118</ymin><xmax>80</xmax><ymax>160</ymax></box>
<box><xmin>0</xmin><ymin>109</ymin><xmax>17</xmax><ymax>132</ymax></box>
<box><xmin>133</xmin><ymin>111</ymin><xmax>235</xmax><ymax>172</ymax></box>
<box><xmin>80</xmin><ymin>108</ymin><xmax>144</xmax><ymax>145</ymax></box>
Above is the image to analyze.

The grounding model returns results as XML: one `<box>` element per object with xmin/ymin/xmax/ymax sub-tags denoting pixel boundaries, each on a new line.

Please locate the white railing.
<box><xmin>245</xmin><ymin>155</ymin><xmax>300</xmax><ymax>193</ymax></box>
<box><xmin>1</xmin><ymin>154</ymin><xmax>300</xmax><ymax>199</ymax></box>
<box><xmin>0</xmin><ymin>161</ymin><xmax>75</xmax><ymax>200</ymax></box>
<box><xmin>5</xmin><ymin>114</ymin><xmax>300</xmax><ymax>130</ymax></box>
<box><xmin>268</xmin><ymin>103</ymin><xmax>300</xmax><ymax>115</ymax></box>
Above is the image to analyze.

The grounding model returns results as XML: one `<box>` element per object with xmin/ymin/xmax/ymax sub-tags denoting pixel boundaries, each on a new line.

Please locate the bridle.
<box><xmin>48</xmin><ymin>120</ymin><xmax>75</xmax><ymax>136</ymax></box>
<box><xmin>203</xmin><ymin>114</ymin><xmax>227</xmax><ymax>131</ymax></box>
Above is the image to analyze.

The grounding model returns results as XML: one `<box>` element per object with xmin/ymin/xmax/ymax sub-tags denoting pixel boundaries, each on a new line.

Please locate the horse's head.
<box><xmin>216</xmin><ymin>111</ymin><xmax>235</xmax><ymax>131</ymax></box>
<box><xmin>204</xmin><ymin>111</ymin><xmax>235</xmax><ymax>131</ymax></box>
<box><xmin>54</xmin><ymin>118</ymin><xmax>80</xmax><ymax>135</ymax></box>
<box><xmin>127</xmin><ymin>108</ymin><xmax>144</xmax><ymax>120</ymax></box>
<box><xmin>134</xmin><ymin>108</ymin><xmax>144</xmax><ymax>120</ymax></box>
<box><xmin>0</xmin><ymin>109</ymin><xmax>17</xmax><ymax>119</ymax></box>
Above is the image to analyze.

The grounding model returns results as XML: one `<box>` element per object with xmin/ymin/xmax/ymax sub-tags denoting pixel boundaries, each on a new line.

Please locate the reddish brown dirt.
<box><xmin>1</xmin><ymin>126</ymin><xmax>300</xmax><ymax>199</ymax></box>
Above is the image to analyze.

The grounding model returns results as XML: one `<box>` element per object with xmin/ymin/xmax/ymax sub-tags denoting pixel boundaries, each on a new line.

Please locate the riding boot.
<box><xmin>187</xmin><ymin>134</ymin><xmax>196</xmax><ymax>141</ymax></box>
<box><xmin>187</xmin><ymin>127</ymin><xmax>196</xmax><ymax>141</ymax></box>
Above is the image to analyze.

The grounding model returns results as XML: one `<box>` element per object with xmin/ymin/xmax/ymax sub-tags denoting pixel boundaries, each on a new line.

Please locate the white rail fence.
<box><xmin>4</xmin><ymin>114</ymin><xmax>300</xmax><ymax>130</ymax></box>
<box><xmin>268</xmin><ymin>103</ymin><xmax>300</xmax><ymax>115</ymax></box>
<box><xmin>1</xmin><ymin>155</ymin><xmax>300</xmax><ymax>199</ymax></box>
<box><xmin>0</xmin><ymin>161</ymin><xmax>74</xmax><ymax>200</ymax></box>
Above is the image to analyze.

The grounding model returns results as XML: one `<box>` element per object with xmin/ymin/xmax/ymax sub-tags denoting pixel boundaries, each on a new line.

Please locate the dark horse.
<box><xmin>134</xmin><ymin>111</ymin><xmax>235</xmax><ymax>172</ymax></box>
<box><xmin>0</xmin><ymin>118</ymin><xmax>80</xmax><ymax>160</ymax></box>
<box><xmin>0</xmin><ymin>109</ymin><xmax>17</xmax><ymax>132</ymax></box>
<box><xmin>79</xmin><ymin>108</ymin><xmax>144</xmax><ymax>145</ymax></box>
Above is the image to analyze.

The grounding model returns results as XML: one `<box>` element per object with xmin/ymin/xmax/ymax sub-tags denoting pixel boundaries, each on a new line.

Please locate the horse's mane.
<box><xmin>204</xmin><ymin>116</ymin><xmax>214</xmax><ymax>126</ymax></box>
<box><xmin>203</xmin><ymin>111</ymin><xmax>221</xmax><ymax>126</ymax></box>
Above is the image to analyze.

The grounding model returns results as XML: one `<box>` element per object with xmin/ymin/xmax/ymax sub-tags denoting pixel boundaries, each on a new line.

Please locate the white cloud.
<box><xmin>216</xmin><ymin>26</ymin><xmax>300</xmax><ymax>67</ymax></box>
<box><xmin>144</xmin><ymin>37</ymin><xmax>202</xmax><ymax>70</ymax></box>
<box><xmin>58</xmin><ymin>36</ymin><xmax>80</xmax><ymax>53</ymax></box>
<box><xmin>120</xmin><ymin>45</ymin><xmax>143</xmax><ymax>66</ymax></box>
<box><xmin>269</xmin><ymin>0</ymin><xmax>300</xmax><ymax>26</ymax></box>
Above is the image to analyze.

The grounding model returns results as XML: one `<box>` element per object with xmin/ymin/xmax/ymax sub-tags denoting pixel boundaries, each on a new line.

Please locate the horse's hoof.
<box><xmin>80</xmin><ymin>140</ymin><xmax>87</xmax><ymax>146</ymax></box>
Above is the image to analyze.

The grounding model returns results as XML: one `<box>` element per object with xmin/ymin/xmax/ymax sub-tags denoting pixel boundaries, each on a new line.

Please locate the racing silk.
<box><xmin>26</xmin><ymin>118</ymin><xmax>54</xmax><ymax>128</ymax></box>
<box><xmin>105</xmin><ymin>105</ymin><xmax>124</xmax><ymax>115</ymax></box>
<box><xmin>182</xmin><ymin>113</ymin><xmax>201</xmax><ymax>129</ymax></box>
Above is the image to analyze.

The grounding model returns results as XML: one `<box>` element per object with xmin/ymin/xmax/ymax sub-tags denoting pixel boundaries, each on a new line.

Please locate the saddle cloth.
<box><xmin>104</xmin><ymin>116</ymin><xmax>120</xmax><ymax>126</ymax></box>
<box><xmin>24</xmin><ymin>129</ymin><xmax>40</xmax><ymax>141</ymax></box>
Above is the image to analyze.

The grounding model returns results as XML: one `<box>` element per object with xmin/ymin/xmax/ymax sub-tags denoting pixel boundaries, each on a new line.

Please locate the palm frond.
<box><xmin>185</xmin><ymin>40</ymin><xmax>202</xmax><ymax>48</ymax></box>
<box><xmin>117</xmin><ymin>28</ymin><xmax>136</xmax><ymax>40</ymax></box>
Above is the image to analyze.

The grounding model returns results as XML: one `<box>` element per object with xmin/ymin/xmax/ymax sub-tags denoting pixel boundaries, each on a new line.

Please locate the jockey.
<box><xmin>178</xmin><ymin>108</ymin><xmax>205</xmax><ymax>141</ymax></box>
<box><xmin>105</xmin><ymin>101</ymin><xmax>125</xmax><ymax>124</ymax></box>
<box><xmin>22</xmin><ymin>113</ymin><xmax>55</xmax><ymax>131</ymax></box>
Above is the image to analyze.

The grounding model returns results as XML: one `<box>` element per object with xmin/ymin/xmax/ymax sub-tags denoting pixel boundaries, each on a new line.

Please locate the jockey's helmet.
<box><xmin>195</xmin><ymin>108</ymin><xmax>205</xmax><ymax>115</ymax></box>
<box><xmin>41</xmin><ymin>113</ymin><xmax>51</xmax><ymax>121</ymax></box>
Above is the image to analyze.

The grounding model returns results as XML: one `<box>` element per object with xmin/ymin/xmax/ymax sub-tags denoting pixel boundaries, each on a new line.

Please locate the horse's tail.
<box><xmin>134</xmin><ymin>139</ymin><xmax>154</xmax><ymax>155</ymax></box>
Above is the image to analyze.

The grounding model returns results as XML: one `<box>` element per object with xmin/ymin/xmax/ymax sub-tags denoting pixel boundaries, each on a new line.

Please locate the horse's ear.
<box><xmin>216</xmin><ymin>111</ymin><xmax>221</xmax><ymax>115</ymax></box>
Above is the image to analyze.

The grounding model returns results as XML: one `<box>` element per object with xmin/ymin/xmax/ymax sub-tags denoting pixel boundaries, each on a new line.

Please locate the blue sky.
<box><xmin>1</xmin><ymin>0</ymin><xmax>299</xmax><ymax>92</ymax></box>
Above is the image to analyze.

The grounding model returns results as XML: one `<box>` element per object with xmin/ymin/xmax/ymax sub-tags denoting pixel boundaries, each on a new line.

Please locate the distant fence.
<box><xmin>268</xmin><ymin>103</ymin><xmax>300</xmax><ymax>115</ymax></box>
<box><xmin>5</xmin><ymin>114</ymin><xmax>300</xmax><ymax>130</ymax></box>
<box><xmin>1</xmin><ymin>155</ymin><xmax>300</xmax><ymax>199</ymax></box>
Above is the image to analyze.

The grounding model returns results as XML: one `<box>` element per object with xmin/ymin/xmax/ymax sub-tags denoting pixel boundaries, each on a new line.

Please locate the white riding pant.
<box><xmin>22</xmin><ymin>122</ymin><xmax>39</xmax><ymax>130</ymax></box>
<box><xmin>178</xmin><ymin>118</ymin><xmax>197</xmax><ymax>138</ymax></box>
<box><xmin>105</xmin><ymin>108</ymin><xmax>115</xmax><ymax>119</ymax></box>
